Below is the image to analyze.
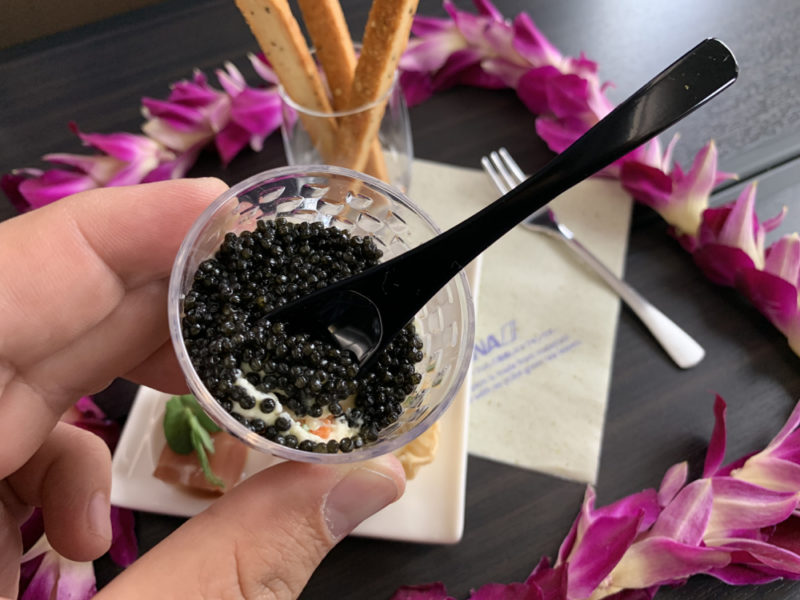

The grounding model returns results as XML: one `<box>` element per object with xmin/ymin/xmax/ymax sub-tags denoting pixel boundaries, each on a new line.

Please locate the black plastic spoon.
<box><xmin>266</xmin><ymin>38</ymin><xmax>738</xmax><ymax>371</ymax></box>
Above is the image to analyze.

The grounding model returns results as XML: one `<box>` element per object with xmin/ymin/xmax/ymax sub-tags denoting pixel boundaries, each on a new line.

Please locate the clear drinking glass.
<box><xmin>168</xmin><ymin>165</ymin><xmax>474</xmax><ymax>464</ymax></box>
<box><xmin>278</xmin><ymin>46</ymin><xmax>413</xmax><ymax>192</ymax></box>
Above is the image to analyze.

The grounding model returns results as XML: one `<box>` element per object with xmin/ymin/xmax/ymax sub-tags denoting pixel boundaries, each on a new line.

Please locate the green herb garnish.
<box><xmin>163</xmin><ymin>394</ymin><xmax>225</xmax><ymax>489</ymax></box>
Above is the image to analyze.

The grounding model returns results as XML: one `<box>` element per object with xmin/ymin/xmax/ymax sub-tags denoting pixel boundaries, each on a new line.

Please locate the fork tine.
<box><xmin>489</xmin><ymin>151</ymin><xmax>517</xmax><ymax>192</ymax></box>
<box><xmin>481</xmin><ymin>156</ymin><xmax>510</xmax><ymax>194</ymax></box>
<box><xmin>498</xmin><ymin>148</ymin><xmax>526</xmax><ymax>185</ymax></box>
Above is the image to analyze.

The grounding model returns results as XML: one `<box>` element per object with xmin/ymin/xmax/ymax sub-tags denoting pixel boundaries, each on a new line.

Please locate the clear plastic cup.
<box><xmin>278</xmin><ymin>43</ymin><xmax>413</xmax><ymax>192</ymax></box>
<box><xmin>168</xmin><ymin>165</ymin><xmax>475</xmax><ymax>463</ymax></box>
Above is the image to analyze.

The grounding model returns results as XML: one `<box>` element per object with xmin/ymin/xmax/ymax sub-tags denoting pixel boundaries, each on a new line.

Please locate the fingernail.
<box><xmin>87</xmin><ymin>491</ymin><xmax>112</xmax><ymax>542</ymax></box>
<box><xmin>324</xmin><ymin>467</ymin><xmax>401</xmax><ymax>541</ymax></box>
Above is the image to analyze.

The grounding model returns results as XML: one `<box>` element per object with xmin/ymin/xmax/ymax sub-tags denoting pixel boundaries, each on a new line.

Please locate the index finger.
<box><xmin>0</xmin><ymin>177</ymin><xmax>227</xmax><ymax>363</ymax></box>
<box><xmin>0</xmin><ymin>177</ymin><xmax>227</xmax><ymax>479</ymax></box>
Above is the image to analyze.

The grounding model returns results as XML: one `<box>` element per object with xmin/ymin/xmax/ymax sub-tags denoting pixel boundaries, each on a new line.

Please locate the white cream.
<box><xmin>232</xmin><ymin>376</ymin><xmax>361</xmax><ymax>443</ymax></box>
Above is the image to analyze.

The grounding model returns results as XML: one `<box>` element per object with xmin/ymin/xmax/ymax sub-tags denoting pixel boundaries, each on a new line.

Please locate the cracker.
<box><xmin>394</xmin><ymin>421</ymin><xmax>441</xmax><ymax>479</ymax></box>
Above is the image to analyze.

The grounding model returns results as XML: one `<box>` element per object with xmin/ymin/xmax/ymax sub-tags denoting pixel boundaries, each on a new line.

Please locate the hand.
<box><xmin>0</xmin><ymin>178</ymin><xmax>228</xmax><ymax>594</ymax></box>
<box><xmin>0</xmin><ymin>178</ymin><xmax>407</xmax><ymax>599</ymax></box>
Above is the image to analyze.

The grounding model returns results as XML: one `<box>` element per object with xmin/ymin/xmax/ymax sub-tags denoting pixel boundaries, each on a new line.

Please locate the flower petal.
<box><xmin>54</xmin><ymin>558</ymin><xmax>96</xmax><ymax>600</ymax></box>
<box><xmin>715</xmin><ymin>183</ymin><xmax>764</xmax><ymax>268</ymax></box>
<box><xmin>738</xmin><ymin>268</ymin><xmax>798</xmax><ymax>334</ymax></box>
<box><xmin>650</xmin><ymin>479</ymin><xmax>712</xmax><ymax>545</ymax></box>
<box><xmin>663</xmin><ymin>140</ymin><xmax>728</xmax><ymax>236</ymax></box>
<box><xmin>511</xmin><ymin>12</ymin><xmax>563</xmax><ymax>68</ymax></box>
<box><xmin>763</xmin><ymin>399</ymin><xmax>800</xmax><ymax>452</ymax></box>
<box><xmin>108</xmin><ymin>506</ymin><xmax>138</xmax><ymax>567</ymax></box>
<box><xmin>526</xmin><ymin>557</ymin><xmax>567</xmax><ymax>599</ymax></box>
<box><xmin>597</xmin><ymin>489</ymin><xmax>661</xmax><ymax>533</ymax></box>
<box><xmin>658</xmin><ymin>461</ymin><xmax>688</xmax><ymax>507</ymax></box>
<box><xmin>141</xmin><ymin>117</ymin><xmax>213</xmax><ymax>153</ymax></box>
<box><xmin>534</xmin><ymin>114</ymin><xmax>587</xmax><ymax>154</ymax></box>
<box><xmin>18</xmin><ymin>170</ymin><xmax>98</xmax><ymax>209</ymax></box>
<box><xmin>390</xmin><ymin>582</ymin><xmax>455</xmax><ymax>600</ymax></box>
<box><xmin>20</xmin><ymin>551</ymin><xmax>59</xmax><ymax>600</ymax></box>
<box><xmin>605</xmin><ymin>537</ymin><xmax>730</xmax><ymax>590</ymax></box>
<box><xmin>410</xmin><ymin>15</ymin><xmax>453</xmax><ymax>37</ymax></box>
<box><xmin>72</xmin><ymin>125</ymin><xmax>161</xmax><ymax>163</ymax></box>
<box><xmin>708</xmin><ymin>563</ymin><xmax>786</xmax><ymax>585</ymax></box>
<box><xmin>401</xmin><ymin>31</ymin><xmax>466</xmax><ymax>72</ymax></box>
<box><xmin>692</xmin><ymin>244</ymin><xmax>756</xmax><ymax>287</ymax></box>
<box><xmin>565</xmin><ymin>513</ymin><xmax>643</xmax><ymax>598</ymax></box>
<box><xmin>705</xmin><ymin>477</ymin><xmax>797</xmax><ymax>539</ymax></box>
<box><xmin>142</xmin><ymin>96</ymin><xmax>208</xmax><ymax>130</ymax></box>
<box><xmin>399</xmin><ymin>70</ymin><xmax>436</xmax><ymax>107</ymax></box>
<box><xmin>703</xmin><ymin>395</ymin><xmax>728</xmax><ymax>477</ymax></box>
<box><xmin>470</xmin><ymin>582</ymin><xmax>542</xmax><ymax>600</ymax></box>
<box><xmin>732</xmin><ymin>455</ymin><xmax>800</xmax><ymax>494</ymax></box>
<box><xmin>141</xmin><ymin>147</ymin><xmax>201</xmax><ymax>183</ymax></box>
<box><xmin>619</xmin><ymin>161</ymin><xmax>673</xmax><ymax>210</ymax></box>
<box><xmin>516</xmin><ymin>65</ymin><xmax>562</xmax><ymax>115</ymax></box>
<box><xmin>1</xmin><ymin>170</ymin><xmax>39</xmax><ymax>212</ymax></box>
<box><xmin>215</xmin><ymin>122</ymin><xmax>252</xmax><ymax>166</ymax></box>
<box><xmin>765</xmin><ymin>234</ymin><xmax>800</xmax><ymax>285</ymax></box>
<box><xmin>544</xmin><ymin>73</ymin><xmax>591</xmax><ymax>119</ymax></box>
<box><xmin>229</xmin><ymin>87</ymin><xmax>283</xmax><ymax>136</ymax></box>
<box><xmin>712</xmin><ymin>537</ymin><xmax>800</xmax><ymax>575</ymax></box>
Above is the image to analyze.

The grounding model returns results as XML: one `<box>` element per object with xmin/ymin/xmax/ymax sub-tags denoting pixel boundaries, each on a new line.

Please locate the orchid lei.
<box><xmin>3</xmin><ymin>1</ymin><xmax>800</xmax><ymax>598</ymax></box>
<box><xmin>392</xmin><ymin>396</ymin><xmax>800</xmax><ymax>599</ymax></box>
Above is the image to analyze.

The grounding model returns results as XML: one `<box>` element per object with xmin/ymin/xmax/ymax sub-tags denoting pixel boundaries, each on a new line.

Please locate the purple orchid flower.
<box><xmin>620</xmin><ymin>140</ymin><xmax>738</xmax><ymax>244</ymax></box>
<box><xmin>142</xmin><ymin>61</ymin><xmax>282</xmax><ymax>166</ymax></box>
<box><xmin>392</xmin><ymin>396</ymin><xmax>800</xmax><ymax>599</ymax></box>
<box><xmin>398</xmin><ymin>1</ymin><xmax>620</xmax><ymax>172</ymax></box>
<box><xmin>1</xmin><ymin>124</ymin><xmax>175</xmax><ymax>212</ymax></box>
<box><xmin>693</xmin><ymin>182</ymin><xmax>786</xmax><ymax>286</ymax></box>
<box><xmin>399</xmin><ymin>0</ymin><xmax>531</xmax><ymax>106</ymax></box>
<box><xmin>19</xmin><ymin>536</ymin><xmax>96</xmax><ymax>600</ymax></box>
<box><xmin>739</xmin><ymin>233</ymin><xmax>800</xmax><ymax>355</ymax></box>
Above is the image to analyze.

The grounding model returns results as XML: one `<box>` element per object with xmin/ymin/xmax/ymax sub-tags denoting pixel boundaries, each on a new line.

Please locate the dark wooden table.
<box><xmin>3</xmin><ymin>0</ymin><xmax>800</xmax><ymax>598</ymax></box>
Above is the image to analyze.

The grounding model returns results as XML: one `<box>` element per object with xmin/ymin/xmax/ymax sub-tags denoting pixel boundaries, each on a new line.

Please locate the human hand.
<box><xmin>0</xmin><ymin>178</ymin><xmax>229</xmax><ymax>595</ymax></box>
<box><xmin>0</xmin><ymin>178</ymin><xmax>407</xmax><ymax>600</ymax></box>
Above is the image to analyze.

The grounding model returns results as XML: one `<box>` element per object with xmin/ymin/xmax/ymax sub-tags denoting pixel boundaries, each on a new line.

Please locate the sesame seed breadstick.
<box><xmin>296</xmin><ymin>0</ymin><xmax>356</xmax><ymax>111</ymax></box>
<box><xmin>339</xmin><ymin>0</ymin><xmax>420</xmax><ymax>175</ymax></box>
<box><xmin>233</xmin><ymin>0</ymin><xmax>337</xmax><ymax>161</ymax></box>
<box><xmin>297</xmin><ymin>0</ymin><xmax>389</xmax><ymax>182</ymax></box>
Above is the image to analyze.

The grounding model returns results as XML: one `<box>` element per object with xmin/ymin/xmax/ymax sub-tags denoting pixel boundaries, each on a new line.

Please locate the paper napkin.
<box><xmin>409</xmin><ymin>158</ymin><xmax>633</xmax><ymax>484</ymax></box>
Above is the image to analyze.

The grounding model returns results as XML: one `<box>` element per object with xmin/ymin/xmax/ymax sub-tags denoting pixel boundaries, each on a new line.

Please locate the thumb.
<box><xmin>98</xmin><ymin>455</ymin><xmax>406</xmax><ymax>600</ymax></box>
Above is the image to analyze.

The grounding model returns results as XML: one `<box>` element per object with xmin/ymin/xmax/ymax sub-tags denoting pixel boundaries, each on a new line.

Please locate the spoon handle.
<box><xmin>361</xmin><ymin>38</ymin><xmax>737</xmax><ymax>339</ymax></box>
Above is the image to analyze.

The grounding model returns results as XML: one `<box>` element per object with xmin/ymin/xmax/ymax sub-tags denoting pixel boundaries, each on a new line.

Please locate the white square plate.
<box><xmin>110</xmin><ymin>261</ymin><xmax>479</xmax><ymax>544</ymax></box>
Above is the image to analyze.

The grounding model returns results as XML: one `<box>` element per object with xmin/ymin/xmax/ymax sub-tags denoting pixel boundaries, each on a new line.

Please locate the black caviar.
<box><xmin>182</xmin><ymin>218</ymin><xmax>424</xmax><ymax>453</ymax></box>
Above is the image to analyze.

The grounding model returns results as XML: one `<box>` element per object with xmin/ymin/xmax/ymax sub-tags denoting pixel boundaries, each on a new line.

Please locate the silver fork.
<box><xmin>481</xmin><ymin>147</ymin><xmax>705</xmax><ymax>369</ymax></box>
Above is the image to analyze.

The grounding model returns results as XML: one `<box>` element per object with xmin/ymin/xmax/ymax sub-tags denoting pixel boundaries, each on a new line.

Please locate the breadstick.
<box><xmin>339</xmin><ymin>0</ymin><xmax>420</xmax><ymax>175</ymax></box>
<box><xmin>296</xmin><ymin>0</ymin><xmax>356</xmax><ymax>110</ymax></box>
<box><xmin>233</xmin><ymin>0</ymin><xmax>337</xmax><ymax>161</ymax></box>
<box><xmin>297</xmin><ymin>0</ymin><xmax>390</xmax><ymax>182</ymax></box>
